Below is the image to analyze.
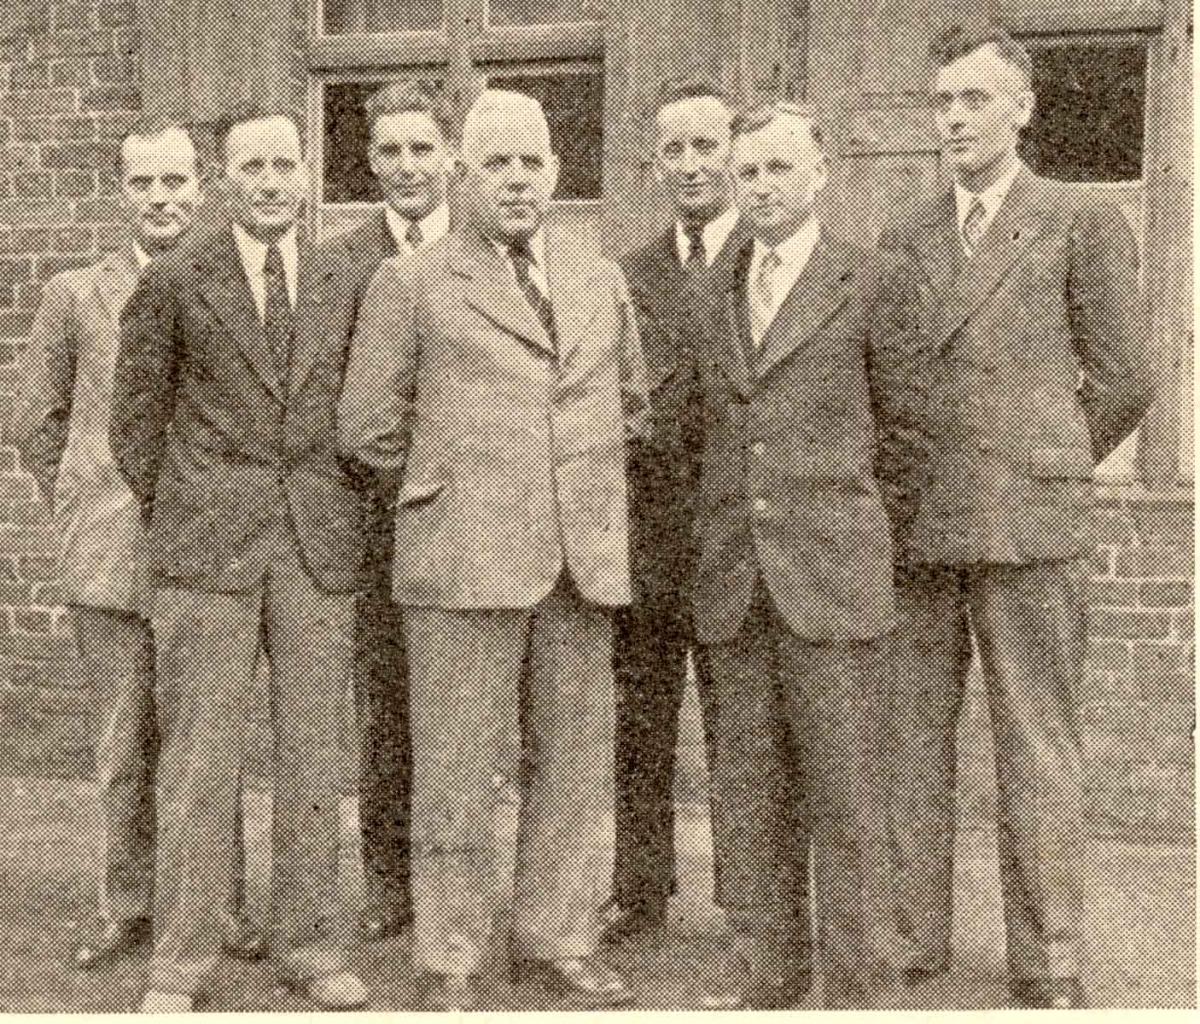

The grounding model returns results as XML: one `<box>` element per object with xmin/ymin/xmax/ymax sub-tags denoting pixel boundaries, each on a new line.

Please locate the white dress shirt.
<box><xmin>232</xmin><ymin>221</ymin><xmax>298</xmax><ymax>319</ymax></box>
<box><xmin>747</xmin><ymin>216</ymin><xmax>822</xmax><ymax>347</ymax></box>
<box><xmin>492</xmin><ymin>229</ymin><xmax>550</xmax><ymax>298</ymax></box>
<box><xmin>953</xmin><ymin>158</ymin><xmax>1023</xmax><ymax>249</ymax></box>
<box><xmin>674</xmin><ymin>204</ymin><xmax>740</xmax><ymax>268</ymax></box>
<box><xmin>132</xmin><ymin>242</ymin><xmax>152</xmax><ymax>271</ymax></box>
<box><xmin>384</xmin><ymin>201</ymin><xmax>450</xmax><ymax>256</ymax></box>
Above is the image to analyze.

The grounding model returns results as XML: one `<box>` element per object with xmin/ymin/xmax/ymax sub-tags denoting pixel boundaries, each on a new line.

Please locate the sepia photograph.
<box><xmin>0</xmin><ymin>0</ymin><xmax>1192</xmax><ymax>1013</ymax></box>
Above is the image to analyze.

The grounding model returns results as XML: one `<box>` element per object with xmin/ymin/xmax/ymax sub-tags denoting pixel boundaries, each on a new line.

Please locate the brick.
<box><xmin>0</xmin><ymin>475</ymin><xmax>34</xmax><ymax>502</ymax></box>
<box><xmin>80</xmin><ymin>85</ymin><xmax>140</xmax><ymax>112</ymax></box>
<box><xmin>1094</xmin><ymin>508</ymin><xmax>1135</xmax><ymax>545</ymax></box>
<box><xmin>29</xmin><ymin>30</ymin><xmax>114</xmax><ymax>60</ymax></box>
<box><xmin>91</xmin><ymin>51</ymin><xmax>136</xmax><ymax>84</ymax></box>
<box><xmin>1089</xmin><ymin>608</ymin><xmax>1171</xmax><ymax>640</ymax></box>
<box><xmin>54</xmin><ymin>225</ymin><xmax>93</xmax><ymax>252</ymax></box>
<box><xmin>18</xmin><ymin>554</ymin><xmax>56</xmax><ymax>580</ymax></box>
<box><xmin>0</xmin><ymin>200</ymin><xmax>72</xmax><ymax>226</ymax></box>
<box><xmin>9</xmin><ymin>61</ymin><xmax>49</xmax><ymax>88</ymax></box>
<box><xmin>1173</xmin><ymin>609</ymin><xmax>1193</xmax><ymax>644</ymax></box>
<box><xmin>0</xmin><ymin>580</ymin><xmax>31</xmax><ymax>603</ymax></box>
<box><xmin>0</xmin><ymin>341</ymin><xmax>20</xmax><ymax>364</ymax></box>
<box><xmin>1090</xmin><ymin>547</ymin><xmax>1114</xmax><ymax>576</ymax></box>
<box><xmin>16</xmin><ymin>279</ymin><xmax>43</xmax><ymax>309</ymax></box>
<box><xmin>1086</xmin><ymin>640</ymin><xmax>1131</xmax><ymax>674</ymax></box>
<box><xmin>1113</xmin><ymin>545</ymin><xmax>1193</xmax><ymax>578</ymax></box>
<box><xmin>74</xmin><ymin>195</ymin><xmax>121</xmax><ymax>221</ymax></box>
<box><xmin>99</xmin><ymin>0</ymin><xmax>137</xmax><ymax>27</ymax></box>
<box><xmin>1133</xmin><ymin>670</ymin><xmax>1193</xmax><ymax>703</ymax></box>
<box><xmin>41</xmin><ymin>139</ymin><xmax>118</xmax><ymax>169</ymax></box>
<box><xmin>91</xmin><ymin>221</ymin><xmax>125</xmax><ymax>251</ymax></box>
<box><xmin>1088</xmin><ymin>578</ymin><xmax>1137</xmax><ymax>606</ymax></box>
<box><xmin>0</xmin><ymin>711</ymin><xmax>94</xmax><ymax>777</ymax></box>
<box><xmin>96</xmin><ymin>110</ymin><xmax>139</xmax><ymax>139</ymax></box>
<box><xmin>1130</xmin><ymin>640</ymin><xmax>1190</xmax><ymax>679</ymax></box>
<box><xmin>0</xmin><ymin>310</ymin><xmax>35</xmax><ymax>338</ymax></box>
<box><xmin>1139</xmin><ymin>579</ymin><xmax>1192</xmax><ymax>607</ymax></box>
<box><xmin>0</xmin><ymin>88</ymin><xmax>77</xmax><ymax>117</ymax></box>
<box><xmin>54</xmin><ymin>1</ymin><xmax>95</xmax><ymax>31</ymax></box>
<box><xmin>12</xmin><ymin>171</ymin><xmax>53</xmax><ymax>201</ymax></box>
<box><xmin>55</xmin><ymin>168</ymin><xmax>95</xmax><ymax>198</ymax></box>
<box><xmin>8</xmin><ymin>227</ymin><xmax>51</xmax><ymax>253</ymax></box>
<box><xmin>0</xmin><ymin>124</ymin><xmax>9</xmax><ymax>146</ymax></box>
<box><xmin>1088</xmin><ymin>669</ymin><xmax>1134</xmax><ymax>700</ymax></box>
<box><xmin>13</xmin><ymin>607</ymin><xmax>52</xmax><ymax>633</ymax></box>
<box><xmin>52</xmin><ymin>115</ymin><xmax>97</xmax><ymax>140</ymax></box>
<box><xmin>49</xmin><ymin>57</ymin><xmax>89</xmax><ymax>87</ymax></box>
<box><xmin>31</xmin><ymin>582</ymin><xmax>64</xmax><ymax>605</ymax></box>
<box><xmin>0</xmin><ymin>630</ymin><xmax>73</xmax><ymax>660</ymax></box>
<box><xmin>0</xmin><ymin>557</ymin><xmax>18</xmax><ymax>580</ymax></box>
<box><xmin>36</xmin><ymin>253</ymin><xmax>92</xmax><ymax>281</ymax></box>
<box><xmin>6</xmin><ymin>499</ymin><xmax>48</xmax><ymax>527</ymax></box>
<box><xmin>1131</xmin><ymin>498</ymin><xmax>1194</xmax><ymax>547</ymax></box>
<box><xmin>0</xmin><ymin>144</ymin><xmax>37</xmax><ymax>172</ymax></box>
<box><xmin>1083</xmin><ymin>700</ymin><xmax>1194</xmax><ymax>736</ymax></box>
<box><xmin>0</xmin><ymin>684</ymin><xmax>90</xmax><ymax>716</ymax></box>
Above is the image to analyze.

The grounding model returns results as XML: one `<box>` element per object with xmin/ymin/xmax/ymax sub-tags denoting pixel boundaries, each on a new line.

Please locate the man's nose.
<box><xmin>680</xmin><ymin>147</ymin><xmax>701</xmax><ymax>176</ymax></box>
<box><xmin>397</xmin><ymin>149</ymin><xmax>416</xmax><ymax>174</ymax></box>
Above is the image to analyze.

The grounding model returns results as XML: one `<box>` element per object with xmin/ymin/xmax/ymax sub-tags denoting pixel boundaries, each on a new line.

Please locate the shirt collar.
<box><xmin>384</xmin><ymin>202</ymin><xmax>450</xmax><ymax>251</ymax></box>
<box><xmin>954</xmin><ymin>158</ymin><xmax>1024</xmax><ymax>228</ymax></box>
<box><xmin>675</xmin><ymin>205</ymin><xmax>740</xmax><ymax>267</ymax></box>
<box><xmin>752</xmin><ymin>215</ymin><xmax>821</xmax><ymax>271</ymax></box>
<box><xmin>131</xmin><ymin>242</ymin><xmax>152</xmax><ymax>270</ymax></box>
<box><xmin>231</xmin><ymin>221</ymin><xmax>298</xmax><ymax>270</ymax></box>
<box><xmin>491</xmin><ymin>229</ymin><xmax>547</xmax><ymax>267</ymax></box>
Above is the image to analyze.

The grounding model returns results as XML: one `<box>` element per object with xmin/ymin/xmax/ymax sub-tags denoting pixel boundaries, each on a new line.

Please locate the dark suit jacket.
<box><xmin>693</xmin><ymin>231</ymin><xmax>899</xmax><ymax>645</ymax></box>
<box><xmin>338</xmin><ymin>225</ymin><xmax>649</xmax><ymax>609</ymax></box>
<box><xmin>877</xmin><ymin>166</ymin><xmax>1154</xmax><ymax>565</ymax></box>
<box><xmin>619</xmin><ymin>220</ymin><xmax>748</xmax><ymax>616</ymax></box>
<box><xmin>109</xmin><ymin>226</ymin><xmax>366</xmax><ymax>594</ymax></box>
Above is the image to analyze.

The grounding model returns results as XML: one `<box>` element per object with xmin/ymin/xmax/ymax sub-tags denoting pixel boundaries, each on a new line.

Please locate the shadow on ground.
<box><xmin>0</xmin><ymin>778</ymin><xmax>1193</xmax><ymax>1011</ymax></box>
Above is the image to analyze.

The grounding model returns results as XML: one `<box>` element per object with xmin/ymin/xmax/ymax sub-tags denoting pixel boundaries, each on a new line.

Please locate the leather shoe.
<box><xmin>357</xmin><ymin>903</ymin><xmax>413</xmax><ymax>943</ymax></box>
<box><xmin>513</xmin><ymin>956</ymin><xmax>635</xmax><ymax>1007</ymax></box>
<box><xmin>599</xmin><ymin>902</ymin><xmax>666</xmax><ymax>944</ymax></box>
<box><xmin>902</xmin><ymin>964</ymin><xmax>950</xmax><ymax>988</ymax></box>
<box><xmin>72</xmin><ymin>917</ymin><xmax>151</xmax><ymax>970</ymax></box>
<box><xmin>701</xmin><ymin>973</ymin><xmax>811</xmax><ymax>1010</ymax></box>
<box><xmin>284</xmin><ymin>970</ymin><xmax>369</xmax><ymax>1010</ymax></box>
<box><xmin>1010</xmin><ymin>977</ymin><xmax>1087</xmax><ymax>1009</ymax></box>
<box><xmin>138</xmin><ymin>990</ymin><xmax>195</xmax><ymax>1013</ymax></box>
<box><xmin>218</xmin><ymin>907</ymin><xmax>267</xmax><ymax>961</ymax></box>
<box><xmin>413</xmin><ymin>972</ymin><xmax>480</xmax><ymax>1012</ymax></box>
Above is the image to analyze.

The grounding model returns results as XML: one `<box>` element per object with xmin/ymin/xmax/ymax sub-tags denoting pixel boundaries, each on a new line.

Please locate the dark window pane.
<box><xmin>488</xmin><ymin>0</ymin><xmax>593</xmax><ymax>25</ymax></box>
<box><xmin>322</xmin><ymin>78</ymin><xmax>443</xmax><ymax>202</ymax></box>
<box><xmin>1020</xmin><ymin>44</ymin><xmax>1146</xmax><ymax>182</ymax></box>
<box><xmin>484</xmin><ymin>70</ymin><xmax>604</xmax><ymax>199</ymax></box>
<box><xmin>324</xmin><ymin>0</ymin><xmax>442</xmax><ymax>34</ymax></box>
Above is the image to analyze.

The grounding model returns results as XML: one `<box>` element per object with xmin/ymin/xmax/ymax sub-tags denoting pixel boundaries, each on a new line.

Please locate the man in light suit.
<box><xmin>693</xmin><ymin>103</ymin><xmax>902</xmax><ymax>1010</ymax></box>
<box><xmin>339</xmin><ymin>89</ymin><xmax>648</xmax><ymax>1012</ymax></box>
<box><xmin>14</xmin><ymin>119</ymin><xmax>262</xmax><ymax>973</ymax></box>
<box><xmin>879</xmin><ymin>23</ymin><xmax>1154</xmax><ymax>1010</ymax></box>
<box><xmin>605</xmin><ymin>81</ymin><xmax>748</xmax><ymax>941</ymax></box>
<box><xmin>111</xmin><ymin>105</ymin><xmax>368</xmax><ymax>1012</ymax></box>
<box><xmin>324</xmin><ymin>80</ymin><xmax>454</xmax><ymax>945</ymax></box>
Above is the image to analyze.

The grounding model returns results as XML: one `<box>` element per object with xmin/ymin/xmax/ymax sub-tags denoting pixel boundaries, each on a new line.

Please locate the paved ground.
<box><xmin>0</xmin><ymin>777</ymin><xmax>1193</xmax><ymax>1012</ymax></box>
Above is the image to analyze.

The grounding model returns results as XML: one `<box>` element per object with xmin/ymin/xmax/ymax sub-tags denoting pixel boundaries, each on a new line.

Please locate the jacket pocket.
<box><xmin>1028</xmin><ymin>446</ymin><xmax>1094</xmax><ymax>479</ymax></box>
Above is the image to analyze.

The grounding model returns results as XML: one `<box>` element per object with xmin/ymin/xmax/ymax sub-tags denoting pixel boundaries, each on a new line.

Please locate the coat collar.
<box><xmin>94</xmin><ymin>245</ymin><xmax>141</xmax><ymax>325</ymax></box>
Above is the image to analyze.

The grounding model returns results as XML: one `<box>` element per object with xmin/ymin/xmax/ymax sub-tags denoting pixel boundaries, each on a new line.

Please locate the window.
<box><xmin>309</xmin><ymin>0</ymin><xmax>606</xmax><ymax>228</ymax></box>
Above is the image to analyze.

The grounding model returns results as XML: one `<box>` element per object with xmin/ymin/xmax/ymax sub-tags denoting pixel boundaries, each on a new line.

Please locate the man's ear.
<box><xmin>1013</xmin><ymin>89</ymin><xmax>1034</xmax><ymax>131</ymax></box>
<box><xmin>546</xmin><ymin>153</ymin><xmax>561</xmax><ymax>199</ymax></box>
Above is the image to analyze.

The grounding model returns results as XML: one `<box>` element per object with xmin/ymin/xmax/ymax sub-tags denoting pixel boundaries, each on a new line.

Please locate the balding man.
<box><xmin>339</xmin><ymin>89</ymin><xmax>647</xmax><ymax>1012</ymax></box>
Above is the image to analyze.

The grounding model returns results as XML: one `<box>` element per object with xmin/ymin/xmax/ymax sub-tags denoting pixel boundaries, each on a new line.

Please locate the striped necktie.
<box><xmin>961</xmin><ymin>197</ymin><xmax>987</xmax><ymax>256</ymax></box>
<box><xmin>509</xmin><ymin>241</ymin><xmax>557</xmax><ymax>351</ymax></box>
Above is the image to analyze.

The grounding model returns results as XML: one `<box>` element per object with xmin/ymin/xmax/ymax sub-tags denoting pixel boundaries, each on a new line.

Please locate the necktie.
<box><xmin>749</xmin><ymin>248</ymin><xmax>781</xmax><ymax>348</ymax></box>
<box><xmin>682</xmin><ymin>223</ymin><xmax>705</xmax><ymax>269</ymax></box>
<box><xmin>263</xmin><ymin>243</ymin><xmax>294</xmax><ymax>388</ymax></box>
<box><xmin>404</xmin><ymin>218</ymin><xmax>423</xmax><ymax>250</ymax></box>
<box><xmin>509</xmin><ymin>241</ymin><xmax>557</xmax><ymax>350</ymax></box>
<box><xmin>961</xmin><ymin>197</ymin><xmax>987</xmax><ymax>256</ymax></box>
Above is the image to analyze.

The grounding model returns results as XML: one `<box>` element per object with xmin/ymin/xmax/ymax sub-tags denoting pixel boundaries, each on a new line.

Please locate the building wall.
<box><xmin>0</xmin><ymin>1</ymin><xmax>1193</xmax><ymax>842</ymax></box>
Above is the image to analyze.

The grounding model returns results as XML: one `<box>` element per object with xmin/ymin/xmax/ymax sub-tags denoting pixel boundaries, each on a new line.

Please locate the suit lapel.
<box><xmin>719</xmin><ymin>241</ymin><xmax>754</xmax><ymax>400</ymax></box>
<box><xmin>346</xmin><ymin>209</ymin><xmax>398</xmax><ymax>264</ymax></box>
<box><xmin>756</xmin><ymin>234</ymin><xmax>855</xmax><ymax>379</ymax></box>
<box><xmin>929</xmin><ymin>167</ymin><xmax>1047</xmax><ymax>352</ymax></box>
<box><xmin>94</xmin><ymin>247</ymin><xmax>139</xmax><ymax>327</ymax></box>
<box><xmin>449</xmin><ymin>229</ymin><xmax>555</xmax><ymax>357</ymax></box>
<box><xmin>545</xmin><ymin>236</ymin><xmax>602</xmax><ymax>370</ymax></box>
<box><xmin>288</xmin><ymin>242</ymin><xmax>337</xmax><ymax>393</ymax></box>
<box><xmin>196</xmin><ymin>229</ymin><xmax>285</xmax><ymax>403</ymax></box>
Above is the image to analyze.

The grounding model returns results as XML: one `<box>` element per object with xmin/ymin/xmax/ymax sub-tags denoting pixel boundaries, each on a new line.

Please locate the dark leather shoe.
<box><xmin>72</xmin><ymin>917</ymin><xmax>151</xmax><ymax>970</ymax></box>
<box><xmin>413</xmin><ymin>972</ymin><xmax>480</xmax><ymax>1012</ymax></box>
<box><xmin>902</xmin><ymin>964</ymin><xmax>950</xmax><ymax>988</ymax></box>
<box><xmin>700</xmin><ymin>973</ymin><xmax>811</xmax><ymax>1010</ymax></box>
<box><xmin>218</xmin><ymin>908</ymin><xmax>267</xmax><ymax>961</ymax></box>
<box><xmin>1010</xmin><ymin>978</ymin><xmax>1087</xmax><ymax>1009</ymax></box>
<box><xmin>598</xmin><ymin>903</ymin><xmax>666</xmax><ymax>944</ymax></box>
<box><xmin>513</xmin><ymin>956</ymin><xmax>635</xmax><ymax>1007</ymax></box>
<box><xmin>357</xmin><ymin>903</ymin><xmax>413</xmax><ymax>943</ymax></box>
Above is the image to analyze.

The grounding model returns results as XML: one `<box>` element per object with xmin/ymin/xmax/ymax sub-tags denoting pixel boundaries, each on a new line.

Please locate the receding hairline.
<box><xmin>117</xmin><ymin>124</ymin><xmax>199</xmax><ymax>178</ymax></box>
<box><xmin>654</xmin><ymin>93</ymin><xmax>734</xmax><ymax>133</ymax></box>
<box><xmin>934</xmin><ymin>39</ymin><xmax>1033</xmax><ymax>90</ymax></box>
<box><xmin>460</xmin><ymin>89</ymin><xmax>551</xmax><ymax>158</ymax></box>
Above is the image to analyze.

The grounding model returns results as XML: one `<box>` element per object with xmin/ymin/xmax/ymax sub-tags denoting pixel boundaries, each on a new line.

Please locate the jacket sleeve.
<box><xmin>13</xmin><ymin>275</ymin><xmax>78</xmax><ymax>503</ymax></box>
<box><xmin>612</xmin><ymin>267</ymin><xmax>651</xmax><ymax>443</ymax></box>
<box><xmin>337</xmin><ymin>257</ymin><xmax>419</xmax><ymax>490</ymax></box>
<box><xmin>109</xmin><ymin>260</ymin><xmax>182</xmax><ymax>514</ymax></box>
<box><xmin>1068</xmin><ymin>196</ymin><xmax>1155</xmax><ymax>461</ymax></box>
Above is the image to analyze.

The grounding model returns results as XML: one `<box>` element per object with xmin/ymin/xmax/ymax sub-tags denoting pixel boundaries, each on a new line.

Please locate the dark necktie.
<box><xmin>263</xmin><ymin>243</ymin><xmax>294</xmax><ymax>387</ymax></box>
<box><xmin>509</xmin><ymin>240</ymin><xmax>557</xmax><ymax>350</ymax></box>
<box><xmin>405</xmin><ymin>218</ymin><xmax>423</xmax><ymax>250</ymax></box>
<box><xmin>682</xmin><ymin>223</ymin><xmax>706</xmax><ymax>268</ymax></box>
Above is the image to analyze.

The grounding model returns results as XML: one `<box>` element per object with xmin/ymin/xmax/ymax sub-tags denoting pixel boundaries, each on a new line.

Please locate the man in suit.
<box><xmin>325</xmin><ymin>80</ymin><xmax>454</xmax><ymax>945</ymax></box>
<box><xmin>339</xmin><ymin>89</ymin><xmax>647</xmax><ymax>1012</ymax></box>
<box><xmin>878</xmin><ymin>24</ymin><xmax>1154</xmax><ymax>1010</ymax></box>
<box><xmin>14</xmin><ymin>119</ymin><xmax>263</xmax><ymax>972</ymax></box>
<box><xmin>605</xmin><ymin>80</ymin><xmax>747</xmax><ymax>942</ymax></box>
<box><xmin>110</xmin><ymin>105</ymin><xmax>369</xmax><ymax>1012</ymax></box>
<box><xmin>693</xmin><ymin>102</ymin><xmax>901</xmax><ymax>1009</ymax></box>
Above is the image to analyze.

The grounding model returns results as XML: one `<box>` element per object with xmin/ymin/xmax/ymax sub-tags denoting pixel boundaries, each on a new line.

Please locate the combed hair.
<box><xmin>730</xmin><ymin>100</ymin><xmax>827</xmax><ymax>154</ymax></box>
<box><xmin>653</xmin><ymin>79</ymin><xmax>735</xmax><ymax>114</ymax></box>
<box><xmin>461</xmin><ymin>89</ymin><xmax>548</xmax><ymax>157</ymax></box>
<box><xmin>114</xmin><ymin>117</ymin><xmax>199</xmax><ymax>177</ymax></box>
<box><xmin>362</xmin><ymin>80</ymin><xmax>455</xmax><ymax>142</ymax></box>
<box><xmin>929</xmin><ymin>22</ymin><xmax>1033</xmax><ymax>85</ymax></box>
<box><xmin>211</xmin><ymin>101</ymin><xmax>304</xmax><ymax>163</ymax></box>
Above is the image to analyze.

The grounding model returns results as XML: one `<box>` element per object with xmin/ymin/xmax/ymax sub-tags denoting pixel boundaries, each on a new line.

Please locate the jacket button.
<box><xmin>753</xmin><ymin>497</ymin><xmax>769</xmax><ymax>515</ymax></box>
<box><xmin>750</xmin><ymin>441</ymin><xmax>765</xmax><ymax>456</ymax></box>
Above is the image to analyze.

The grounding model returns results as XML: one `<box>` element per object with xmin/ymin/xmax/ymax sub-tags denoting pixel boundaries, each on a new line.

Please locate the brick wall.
<box><xmin>0</xmin><ymin>2</ymin><xmax>1193</xmax><ymax>844</ymax></box>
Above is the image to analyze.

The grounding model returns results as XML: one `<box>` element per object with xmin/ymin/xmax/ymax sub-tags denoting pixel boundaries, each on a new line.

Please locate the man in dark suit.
<box><xmin>605</xmin><ymin>81</ymin><xmax>747</xmax><ymax>942</ymax></box>
<box><xmin>15</xmin><ymin>118</ymin><xmax>263</xmax><ymax>972</ymax></box>
<box><xmin>693</xmin><ymin>102</ymin><xmax>900</xmax><ymax>1010</ymax></box>
<box><xmin>878</xmin><ymin>24</ymin><xmax>1154</xmax><ymax>1010</ymax></box>
<box><xmin>324</xmin><ymin>80</ymin><xmax>453</xmax><ymax>945</ymax></box>
<box><xmin>111</xmin><ymin>105</ymin><xmax>369</xmax><ymax>1012</ymax></box>
<box><xmin>339</xmin><ymin>89</ymin><xmax>647</xmax><ymax>1012</ymax></box>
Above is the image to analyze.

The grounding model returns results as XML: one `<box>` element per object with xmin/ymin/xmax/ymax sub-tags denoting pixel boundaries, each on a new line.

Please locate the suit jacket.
<box><xmin>14</xmin><ymin>249</ymin><xmax>152</xmax><ymax>613</ymax></box>
<box><xmin>619</xmin><ymin>220</ymin><xmax>749</xmax><ymax>615</ymax></box>
<box><xmin>693</xmin><ymin>231</ymin><xmax>899</xmax><ymax>645</ymax></box>
<box><xmin>877</xmin><ymin>166</ymin><xmax>1154</xmax><ymax>565</ymax></box>
<box><xmin>109</xmin><ymin>226</ymin><xmax>366</xmax><ymax>594</ymax></box>
<box><xmin>338</xmin><ymin>224</ymin><xmax>650</xmax><ymax>610</ymax></box>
